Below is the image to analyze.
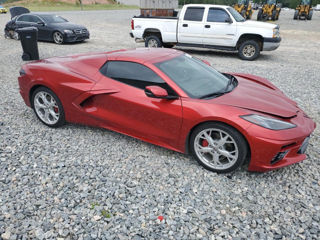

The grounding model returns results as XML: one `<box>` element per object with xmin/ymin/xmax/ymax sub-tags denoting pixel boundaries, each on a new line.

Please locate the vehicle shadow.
<box><xmin>174</xmin><ymin>47</ymin><xmax>275</xmax><ymax>61</ymax></box>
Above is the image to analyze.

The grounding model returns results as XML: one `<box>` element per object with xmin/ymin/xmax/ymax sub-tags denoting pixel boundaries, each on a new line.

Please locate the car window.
<box><xmin>17</xmin><ymin>15</ymin><xmax>40</xmax><ymax>23</ymax></box>
<box><xmin>17</xmin><ymin>15</ymin><xmax>30</xmax><ymax>22</ymax></box>
<box><xmin>100</xmin><ymin>61</ymin><xmax>176</xmax><ymax>95</ymax></box>
<box><xmin>29</xmin><ymin>15</ymin><xmax>41</xmax><ymax>23</ymax></box>
<box><xmin>207</xmin><ymin>8</ymin><xmax>230</xmax><ymax>23</ymax></box>
<box><xmin>184</xmin><ymin>7</ymin><xmax>205</xmax><ymax>21</ymax></box>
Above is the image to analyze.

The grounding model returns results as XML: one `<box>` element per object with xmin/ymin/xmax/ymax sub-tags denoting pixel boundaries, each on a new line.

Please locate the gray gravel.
<box><xmin>0</xmin><ymin>9</ymin><xmax>320</xmax><ymax>240</ymax></box>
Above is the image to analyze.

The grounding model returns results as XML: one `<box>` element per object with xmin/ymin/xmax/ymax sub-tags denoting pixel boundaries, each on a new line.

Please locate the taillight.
<box><xmin>131</xmin><ymin>19</ymin><xmax>134</xmax><ymax>30</ymax></box>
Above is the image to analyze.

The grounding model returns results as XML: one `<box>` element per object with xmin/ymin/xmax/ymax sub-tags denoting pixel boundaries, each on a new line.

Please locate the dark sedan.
<box><xmin>5</xmin><ymin>7</ymin><xmax>89</xmax><ymax>44</ymax></box>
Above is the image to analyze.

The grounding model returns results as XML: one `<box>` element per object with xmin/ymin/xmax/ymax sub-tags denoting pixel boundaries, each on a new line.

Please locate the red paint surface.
<box><xmin>18</xmin><ymin>48</ymin><xmax>316</xmax><ymax>172</ymax></box>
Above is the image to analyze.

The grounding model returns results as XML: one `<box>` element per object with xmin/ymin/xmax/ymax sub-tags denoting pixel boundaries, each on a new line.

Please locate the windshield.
<box><xmin>237</xmin><ymin>0</ymin><xmax>247</xmax><ymax>4</ymax></box>
<box><xmin>228</xmin><ymin>7</ymin><xmax>245</xmax><ymax>22</ymax></box>
<box><xmin>301</xmin><ymin>0</ymin><xmax>310</xmax><ymax>4</ymax></box>
<box><xmin>41</xmin><ymin>15</ymin><xmax>68</xmax><ymax>23</ymax></box>
<box><xmin>267</xmin><ymin>0</ymin><xmax>276</xmax><ymax>4</ymax></box>
<box><xmin>155</xmin><ymin>54</ymin><xmax>230</xmax><ymax>99</ymax></box>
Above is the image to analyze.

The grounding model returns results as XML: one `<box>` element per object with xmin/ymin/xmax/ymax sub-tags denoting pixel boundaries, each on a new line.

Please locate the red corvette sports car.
<box><xmin>18</xmin><ymin>48</ymin><xmax>316</xmax><ymax>173</ymax></box>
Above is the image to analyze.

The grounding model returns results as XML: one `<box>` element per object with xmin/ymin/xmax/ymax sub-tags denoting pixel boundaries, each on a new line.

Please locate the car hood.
<box><xmin>237</xmin><ymin>20</ymin><xmax>277</xmax><ymax>29</ymax></box>
<box><xmin>212</xmin><ymin>73</ymin><xmax>299</xmax><ymax>118</ymax></box>
<box><xmin>49</xmin><ymin>22</ymin><xmax>86</xmax><ymax>30</ymax></box>
<box><xmin>9</xmin><ymin>6</ymin><xmax>30</xmax><ymax>19</ymax></box>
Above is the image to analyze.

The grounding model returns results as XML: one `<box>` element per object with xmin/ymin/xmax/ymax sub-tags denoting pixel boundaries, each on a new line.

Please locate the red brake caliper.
<box><xmin>201</xmin><ymin>139</ymin><xmax>209</xmax><ymax>147</ymax></box>
<box><xmin>53</xmin><ymin>107</ymin><xmax>59</xmax><ymax>113</ymax></box>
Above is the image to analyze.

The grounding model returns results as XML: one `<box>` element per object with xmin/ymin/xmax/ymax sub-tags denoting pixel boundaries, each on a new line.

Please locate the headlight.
<box><xmin>64</xmin><ymin>30</ymin><xmax>73</xmax><ymax>34</ymax></box>
<box><xmin>273</xmin><ymin>28</ymin><xmax>280</xmax><ymax>38</ymax></box>
<box><xmin>241</xmin><ymin>114</ymin><xmax>296</xmax><ymax>130</ymax></box>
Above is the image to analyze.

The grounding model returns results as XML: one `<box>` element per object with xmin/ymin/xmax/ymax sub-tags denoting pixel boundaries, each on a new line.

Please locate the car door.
<box><xmin>90</xmin><ymin>61</ymin><xmax>183</xmax><ymax>149</ymax></box>
<box><xmin>30</xmin><ymin>16</ymin><xmax>50</xmax><ymax>41</ymax></box>
<box><xmin>15</xmin><ymin>15</ymin><xmax>32</xmax><ymax>29</ymax></box>
<box><xmin>177</xmin><ymin>6</ymin><xmax>205</xmax><ymax>45</ymax></box>
<box><xmin>202</xmin><ymin>8</ymin><xmax>237</xmax><ymax>47</ymax></box>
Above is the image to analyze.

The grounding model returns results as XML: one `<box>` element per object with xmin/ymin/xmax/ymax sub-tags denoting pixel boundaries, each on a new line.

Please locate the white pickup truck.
<box><xmin>130</xmin><ymin>4</ymin><xmax>281</xmax><ymax>60</ymax></box>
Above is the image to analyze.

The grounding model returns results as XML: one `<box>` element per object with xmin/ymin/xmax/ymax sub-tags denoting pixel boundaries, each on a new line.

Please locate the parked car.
<box><xmin>18</xmin><ymin>48</ymin><xmax>316</xmax><ymax>173</ymax></box>
<box><xmin>0</xmin><ymin>5</ymin><xmax>8</xmax><ymax>14</ymax></box>
<box><xmin>5</xmin><ymin>6</ymin><xmax>89</xmax><ymax>44</ymax></box>
<box><xmin>130</xmin><ymin>4</ymin><xmax>281</xmax><ymax>61</ymax></box>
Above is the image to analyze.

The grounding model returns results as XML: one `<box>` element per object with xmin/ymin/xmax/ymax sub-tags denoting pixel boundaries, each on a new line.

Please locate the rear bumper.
<box><xmin>263</xmin><ymin>37</ymin><xmax>281</xmax><ymax>51</ymax></box>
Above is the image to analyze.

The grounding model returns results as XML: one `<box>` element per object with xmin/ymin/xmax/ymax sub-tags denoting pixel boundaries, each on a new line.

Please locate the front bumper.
<box><xmin>64</xmin><ymin>32</ymin><xmax>90</xmax><ymax>43</ymax></box>
<box><xmin>247</xmin><ymin>111</ymin><xmax>316</xmax><ymax>172</ymax></box>
<box><xmin>263</xmin><ymin>37</ymin><xmax>281</xmax><ymax>51</ymax></box>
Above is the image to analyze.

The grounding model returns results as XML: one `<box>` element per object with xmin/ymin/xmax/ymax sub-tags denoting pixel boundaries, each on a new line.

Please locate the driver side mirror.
<box><xmin>145</xmin><ymin>86</ymin><xmax>178</xmax><ymax>100</ymax></box>
<box><xmin>37</xmin><ymin>21</ymin><xmax>45</xmax><ymax>26</ymax></box>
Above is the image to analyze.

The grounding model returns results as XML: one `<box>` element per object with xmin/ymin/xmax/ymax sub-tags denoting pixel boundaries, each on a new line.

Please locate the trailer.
<box><xmin>140</xmin><ymin>0</ymin><xmax>178</xmax><ymax>17</ymax></box>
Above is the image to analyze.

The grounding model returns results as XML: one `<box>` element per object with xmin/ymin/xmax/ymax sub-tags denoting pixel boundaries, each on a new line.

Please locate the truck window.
<box><xmin>207</xmin><ymin>8</ymin><xmax>230</xmax><ymax>23</ymax></box>
<box><xmin>184</xmin><ymin>7</ymin><xmax>205</xmax><ymax>21</ymax></box>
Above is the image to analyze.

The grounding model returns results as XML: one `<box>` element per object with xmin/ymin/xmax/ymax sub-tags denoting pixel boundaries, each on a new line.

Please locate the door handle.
<box><xmin>182</xmin><ymin>24</ymin><xmax>188</xmax><ymax>27</ymax></box>
<box><xmin>205</xmin><ymin>25</ymin><xmax>211</xmax><ymax>28</ymax></box>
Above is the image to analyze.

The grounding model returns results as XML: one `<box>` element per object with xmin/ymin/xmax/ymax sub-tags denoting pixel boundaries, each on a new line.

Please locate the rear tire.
<box><xmin>145</xmin><ymin>35</ymin><xmax>162</xmax><ymax>48</ymax></box>
<box><xmin>241</xmin><ymin>9</ymin><xmax>246</xmax><ymax>18</ymax></box>
<box><xmin>257</xmin><ymin>9</ymin><xmax>263</xmax><ymax>20</ymax></box>
<box><xmin>271</xmin><ymin>10</ymin><xmax>277</xmax><ymax>20</ymax></box>
<box><xmin>276</xmin><ymin>9</ymin><xmax>281</xmax><ymax>20</ymax></box>
<box><xmin>294</xmin><ymin>10</ymin><xmax>299</xmax><ymax>19</ymax></box>
<box><xmin>307</xmin><ymin>10</ymin><xmax>313</xmax><ymax>20</ymax></box>
<box><xmin>238</xmin><ymin>40</ymin><xmax>260</xmax><ymax>61</ymax></box>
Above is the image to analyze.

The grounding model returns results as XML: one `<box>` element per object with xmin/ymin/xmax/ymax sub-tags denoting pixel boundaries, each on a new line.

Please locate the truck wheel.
<box><xmin>293</xmin><ymin>10</ymin><xmax>298</xmax><ymax>20</ymax></box>
<box><xmin>276</xmin><ymin>9</ymin><xmax>281</xmax><ymax>20</ymax></box>
<box><xmin>307</xmin><ymin>10</ymin><xmax>313</xmax><ymax>20</ymax></box>
<box><xmin>257</xmin><ymin>9</ymin><xmax>262</xmax><ymax>21</ymax></box>
<box><xmin>241</xmin><ymin>9</ymin><xmax>246</xmax><ymax>18</ymax></box>
<box><xmin>271</xmin><ymin>10</ymin><xmax>277</xmax><ymax>21</ymax></box>
<box><xmin>145</xmin><ymin>35</ymin><xmax>162</xmax><ymax>48</ymax></box>
<box><xmin>238</xmin><ymin>40</ymin><xmax>260</xmax><ymax>61</ymax></box>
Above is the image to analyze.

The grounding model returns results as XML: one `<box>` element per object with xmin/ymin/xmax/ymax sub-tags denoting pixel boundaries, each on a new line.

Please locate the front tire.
<box><xmin>53</xmin><ymin>31</ymin><xmax>64</xmax><ymax>44</ymax></box>
<box><xmin>257</xmin><ymin>9</ymin><xmax>263</xmax><ymax>21</ymax></box>
<box><xmin>307</xmin><ymin>10</ymin><xmax>313</xmax><ymax>20</ymax></box>
<box><xmin>190</xmin><ymin>122</ymin><xmax>248</xmax><ymax>173</ymax></box>
<box><xmin>238</xmin><ymin>40</ymin><xmax>260</xmax><ymax>61</ymax></box>
<box><xmin>31</xmin><ymin>87</ymin><xmax>65</xmax><ymax>128</ymax></box>
<box><xmin>294</xmin><ymin>10</ymin><xmax>299</xmax><ymax>20</ymax></box>
<box><xmin>271</xmin><ymin>10</ymin><xmax>277</xmax><ymax>20</ymax></box>
<box><xmin>145</xmin><ymin>35</ymin><xmax>162</xmax><ymax>48</ymax></box>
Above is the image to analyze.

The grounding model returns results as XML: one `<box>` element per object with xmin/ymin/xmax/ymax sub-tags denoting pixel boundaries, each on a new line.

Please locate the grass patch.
<box><xmin>3</xmin><ymin>0</ymin><xmax>138</xmax><ymax>12</ymax></box>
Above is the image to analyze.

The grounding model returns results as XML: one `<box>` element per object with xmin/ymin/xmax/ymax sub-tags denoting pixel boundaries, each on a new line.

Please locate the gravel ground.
<box><xmin>0</xmin><ymin>9</ymin><xmax>319</xmax><ymax>240</ymax></box>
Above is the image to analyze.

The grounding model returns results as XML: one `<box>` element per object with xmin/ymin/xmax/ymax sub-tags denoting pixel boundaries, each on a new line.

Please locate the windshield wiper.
<box><xmin>224</xmin><ymin>75</ymin><xmax>236</xmax><ymax>91</ymax></box>
<box><xmin>199</xmin><ymin>89</ymin><xmax>232</xmax><ymax>99</ymax></box>
<box><xmin>200</xmin><ymin>76</ymin><xmax>235</xmax><ymax>99</ymax></box>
